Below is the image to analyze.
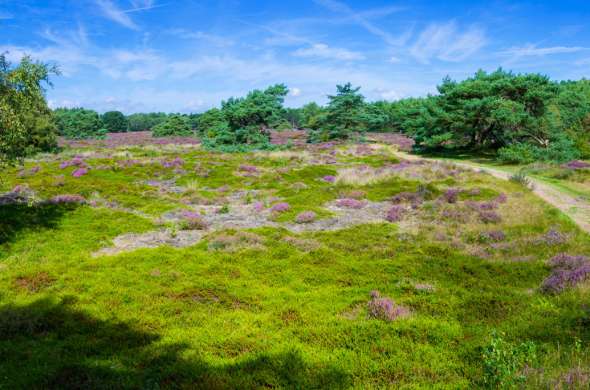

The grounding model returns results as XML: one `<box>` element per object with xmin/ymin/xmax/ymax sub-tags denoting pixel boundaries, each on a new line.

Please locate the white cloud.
<box><xmin>292</xmin><ymin>43</ymin><xmax>365</xmax><ymax>61</ymax></box>
<box><xmin>290</xmin><ymin>87</ymin><xmax>301</xmax><ymax>96</ymax></box>
<box><xmin>410</xmin><ymin>22</ymin><xmax>486</xmax><ymax>63</ymax></box>
<box><xmin>500</xmin><ymin>44</ymin><xmax>587</xmax><ymax>57</ymax></box>
<box><xmin>95</xmin><ymin>0</ymin><xmax>138</xmax><ymax>30</ymax></box>
<box><xmin>166</xmin><ymin>29</ymin><xmax>234</xmax><ymax>47</ymax></box>
<box><xmin>388</xmin><ymin>56</ymin><xmax>401</xmax><ymax>63</ymax></box>
<box><xmin>314</xmin><ymin>0</ymin><xmax>409</xmax><ymax>46</ymax></box>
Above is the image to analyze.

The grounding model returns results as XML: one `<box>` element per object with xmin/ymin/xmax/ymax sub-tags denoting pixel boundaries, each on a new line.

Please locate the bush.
<box><xmin>101</xmin><ymin>111</ymin><xmax>128</xmax><ymax>133</ymax></box>
<box><xmin>497</xmin><ymin>143</ymin><xmax>538</xmax><ymax>164</ymax></box>
<box><xmin>509</xmin><ymin>171</ymin><xmax>532</xmax><ymax>188</ymax></box>
<box><xmin>152</xmin><ymin>115</ymin><xmax>194</xmax><ymax>137</ymax></box>
<box><xmin>482</xmin><ymin>332</ymin><xmax>536</xmax><ymax>388</ymax></box>
<box><xmin>53</xmin><ymin>108</ymin><xmax>106</xmax><ymax>140</ymax></box>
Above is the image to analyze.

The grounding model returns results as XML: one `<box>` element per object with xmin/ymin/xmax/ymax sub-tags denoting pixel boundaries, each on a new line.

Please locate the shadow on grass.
<box><xmin>0</xmin><ymin>297</ymin><xmax>350</xmax><ymax>389</ymax></box>
<box><xmin>0</xmin><ymin>202</ymin><xmax>72</xmax><ymax>245</ymax></box>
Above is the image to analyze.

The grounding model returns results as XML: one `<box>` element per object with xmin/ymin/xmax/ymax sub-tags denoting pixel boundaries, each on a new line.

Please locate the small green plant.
<box><xmin>482</xmin><ymin>332</ymin><xmax>537</xmax><ymax>388</ymax></box>
<box><xmin>218</xmin><ymin>204</ymin><xmax>230</xmax><ymax>214</ymax></box>
<box><xmin>510</xmin><ymin>171</ymin><xmax>532</xmax><ymax>188</ymax></box>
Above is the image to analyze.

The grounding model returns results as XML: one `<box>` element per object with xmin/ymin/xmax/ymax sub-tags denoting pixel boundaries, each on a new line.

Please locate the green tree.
<box><xmin>152</xmin><ymin>115</ymin><xmax>194</xmax><ymax>137</ymax></box>
<box><xmin>53</xmin><ymin>108</ymin><xmax>106</xmax><ymax>140</ymax></box>
<box><xmin>201</xmin><ymin>84</ymin><xmax>289</xmax><ymax>151</ymax></box>
<box><xmin>127</xmin><ymin>113</ymin><xmax>168</xmax><ymax>132</ymax></box>
<box><xmin>0</xmin><ymin>54</ymin><xmax>58</xmax><ymax>164</ymax></box>
<box><xmin>300</xmin><ymin>102</ymin><xmax>324</xmax><ymax>130</ymax></box>
<box><xmin>101</xmin><ymin>111</ymin><xmax>128</xmax><ymax>133</ymax></box>
<box><xmin>308</xmin><ymin>83</ymin><xmax>365</xmax><ymax>142</ymax></box>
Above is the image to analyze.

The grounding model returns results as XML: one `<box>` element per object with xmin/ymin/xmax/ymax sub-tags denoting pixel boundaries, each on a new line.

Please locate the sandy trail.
<box><xmin>395</xmin><ymin>151</ymin><xmax>590</xmax><ymax>234</ymax></box>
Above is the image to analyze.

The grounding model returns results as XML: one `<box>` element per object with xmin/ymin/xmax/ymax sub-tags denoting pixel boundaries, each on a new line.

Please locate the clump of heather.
<box><xmin>392</xmin><ymin>191</ymin><xmax>424</xmax><ymax>208</ymax></box>
<box><xmin>253</xmin><ymin>201</ymin><xmax>265</xmax><ymax>212</ymax></box>
<box><xmin>539</xmin><ymin>228</ymin><xmax>568</xmax><ymax>245</ymax></box>
<box><xmin>480</xmin><ymin>230</ymin><xmax>506</xmax><ymax>242</ymax></box>
<box><xmin>443</xmin><ymin>188</ymin><xmax>462</xmax><ymax>203</ymax></box>
<box><xmin>564</xmin><ymin>160</ymin><xmax>590</xmax><ymax>169</ymax></box>
<box><xmin>162</xmin><ymin>157</ymin><xmax>184</xmax><ymax>169</ymax></box>
<box><xmin>30</xmin><ymin>166</ymin><xmax>41</xmax><ymax>174</ymax></box>
<box><xmin>270</xmin><ymin>202</ymin><xmax>290</xmax><ymax>213</ymax></box>
<box><xmin>469</xmin><ymin>188</ymin><xmax>481</xmax><ymax>196</ymax></box>
<box><xmin>541</xmin><ymin>253</ymin><xmax>590</xmax><ymax>294</ymax></box>
<box><xmin>367</xmin><ymin>290</ymin><xmax>409</xmax><ymax>322</ymax></box>
<box><xmin>495</xmin><ymin>193</ymin><xmax>508</xmax><ymax>204</ymax></box>
<box><xmin>295</xmin><ymin>211</ymin><xmax>317</xmax><ymax>224</ymax></box>
<box><xmin>238</xmin><ymin>164</ymin><xmax>258</xmax><ymax>173</ymax></box>
<box><xmin>49</xmin><ymin>194</ymin><xmax>86</xmax><ymax>204</ymax></box>
<box><xmin>60</xmin><ymin>156</ymin><xmax>87</xmax><ymax>170</ymax></box>
<box><xmin>72</xmin><ymin>168</ymin><xmax>89</xmax><ymax>178</ymax></box>
<box><xmin>441</xmin><ymin>208</ymin><xmax>472</xmax><ymax>223</ymax></box>
<box><xmin>322</xmin><ymin>175</ymin><xmax>336</xmax><ymax>183</ymax></box>
<box><xmin>345</xmin><ymin>190</ymin><xmax>366</xmax><ymax>199</ymax></box>
<box><xmin>386</xmin><ymin>206</ymin><xmax>405</xmax><ymax>222</ymax></box>
<box><xmin>180</xmin><ymin>210</ymin><xmax>208</xmax><ymax>230</ymax></box>
<box><xmin>336</xmin><ymin>198</ymin><xmax>365</xmax><ymax>209</ymax></box>
<box><xmin>117</xmin><ymin>159</ymin><xmax>141</xmax><ymax>168</ymax></box>
<box><xmin>479</xmin><ymin>211</ymin><xmax>502</xmax><ymax>223</ymax></box>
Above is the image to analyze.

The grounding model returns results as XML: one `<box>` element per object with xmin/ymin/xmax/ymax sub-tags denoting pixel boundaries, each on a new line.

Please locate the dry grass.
<box><xmin>335</xmin><ymin>167</ymin><xmax>399</xmax><ymax>186</ymax></box>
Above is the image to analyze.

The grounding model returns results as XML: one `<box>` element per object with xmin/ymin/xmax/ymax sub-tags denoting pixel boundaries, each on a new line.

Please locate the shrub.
<box><xmin>385</xmin><ymin>206</ymin><xmax>405</xmax><ymax>222</ymax></box>
<box><xmin>270</xmin><ymin>202</ymin><xmax>290</xmax><ymax>213</ymax></box>
<box><xmin>443</xmin><ymin>188</ymin><xmax>462</xmax><ymax>204</ymax></box>
<box><xmin>72</xmin><ymin>168</ymin><xmax>88</xmax><ymax>178</ymax></box>
<box><xmin>479</xmin><ymin>211</ymin><xmax>502</xmax><ymax>224</ymax></box>
<box><xmin>479</xmin><ymin>230</ymin><xmax>506</xmax><ymax>242</ymax></box>
<box><xmin>336</xmin><ymin>198</ymin><xmax>365</xmax><ymax>209</ymax></box>
<box><xmin>497</xmin><ymin>143</ymin><xmax>538</xmax><ymax>164</ymax></box>
<box><xmin>541</xmin><ymin>253</ymin><xmax>590</xmax><ymax>293</ymax></box>
<box><xmin>509</xmin><ymin>171</ymin><xmax>532</xmax><ymax>188</ymax></box>
<box><xmin>179</xmin><ymin>211</ymin><xmax>208</xmax><ymax>230</ymax></box>
<box><xmin>53</xmin><ymin>108</ymin><xmax>106</xmax><ymax>140</ymax></box>
<box><xmin>482</xmin><ymin>332</ymin><xmax>537</xmax><ymax>388</ymax></box>
<box><xmin>295</xmin><ymin>211</ymin><xmax>317</xmax><ymax>224</ymax></box>
<box><xmin>49</xmin><ymin>194</ymin><xmax>86</xmax><ymax>204</ymax></box>
<box><xmin>101</xmin><ymin>111</ymin><xmax>128</xmax><ymax>133</ymax></box>
<box><xmin>152</xmin><ymin>115</ymin><xmax>194</xmax><ymax>137</ymax></box>
<box><xmin>367</xmin><ymin>290</ymin><xmax>409</xmax><ymax>322</ymax></box>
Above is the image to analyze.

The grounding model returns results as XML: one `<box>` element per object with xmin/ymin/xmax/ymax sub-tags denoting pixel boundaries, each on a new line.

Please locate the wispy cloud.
<box><xmin>166</xmin><ymin>29</ymin><xmax>234</xmax><ymax>47</ymax></box>
<box><xmin>409</xmin><ymin>22</ymin><xmax>486</xmax><ymax>63</ymax></box>
<box><xmin>0</xmin><ymin>11</ymin><xmax>13</xmax><ymax>20</ymax></box>
<box><xmin>292</xmin><ymin>43</ymin><xmax>365</xmax><ymax>61</ymax></box>
<box><xmin>95</xmin><ymin>0</ymin><xmax>139</xmax><ymax>30</ymax></box>
<box><xmin>314</xmin><ymin>0</ymin><xmax>410</xmax><ymax>46</ymax></box>
<box><xmin>500</xmin><ymin>44</ymin><xmax>587</xmax><ymax>57</ymax></box>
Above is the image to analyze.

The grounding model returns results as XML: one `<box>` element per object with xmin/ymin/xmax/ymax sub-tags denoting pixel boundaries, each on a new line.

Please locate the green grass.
<box><xmin>1</xmin><ymin>143</ymin><xmax>589</xmax><ymax>388</ymax></box>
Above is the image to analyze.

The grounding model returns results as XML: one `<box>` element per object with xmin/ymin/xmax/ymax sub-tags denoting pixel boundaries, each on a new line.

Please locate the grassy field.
<box><xmin>1</xmin><ymin>138</ymin><xmax>589</xmax><ymax>388</ymax></box>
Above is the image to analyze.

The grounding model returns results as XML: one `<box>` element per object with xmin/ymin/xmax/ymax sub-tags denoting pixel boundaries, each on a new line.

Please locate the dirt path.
<box><xmin>395</xmin><ymin>151</ymin><xmax>590</xmax><ymax>234</ymax></box>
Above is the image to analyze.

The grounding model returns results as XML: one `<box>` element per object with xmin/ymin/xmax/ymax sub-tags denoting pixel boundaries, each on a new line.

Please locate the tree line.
<box><xmin>2</xmin><ymin>52</ymin><xmax>589</xmax><ymax>165</ymax></box>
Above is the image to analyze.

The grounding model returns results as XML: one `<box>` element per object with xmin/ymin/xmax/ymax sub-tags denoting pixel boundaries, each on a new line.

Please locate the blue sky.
<box><xmin>1</xmin><ymin>0</ymin><xmax>590</xmax><ymax>113</ymax></box>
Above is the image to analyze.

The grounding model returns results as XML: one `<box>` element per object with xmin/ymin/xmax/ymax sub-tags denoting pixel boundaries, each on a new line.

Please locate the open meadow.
<box><xmin>1</xmin><ymin>133</ymin><xmax>589</xmax><ymax>388</ymax></box>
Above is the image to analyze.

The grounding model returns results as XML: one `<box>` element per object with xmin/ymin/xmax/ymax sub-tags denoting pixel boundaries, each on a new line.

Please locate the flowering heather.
<box><xmin>367</xmin><ymin>290</ymin><xmax>409</xmax><ymax>322</ymax></box>
<box><xmin>30</xmin><ymin>166</ymin><xmax>41</xmax><ymax>174</ymax></box>
<box><xmin>336</xmin><ymin>198</ymin><xmax>365</xmax><ymax>209</ymax></box>
<box><xmin>162</xmin><ymin>157</ymin><xmax>184</xmax><ymax>168</ymax></box>
<box><xmin>72</xmin><ymin>168</ymin><xmax>89</xmax><ymax>178</ymax></box>
<box><xmin>541</xmin><ymin>253</ymin><xmax>590</xmax><ymax>293</ymax></box>
<box><xmin>238</xmin><ymin>164</ymin><xmax>258</xmax><ymax>173</ymax></box>
<box><xmin>322</xmin><ymin>175</ymin><xmax>336</xmax><ymax>183</ymax></box>
<box><xmin>392</xmin><ymin>191</ymin><xmax>422</xmax><ymax>206</ymax></box>
<box><xmin>480</xmin><ymin>230</ymin><xmax>506</xmax><ymax>242</ymax></box>
<box><xmin>295</xmin><ymin>211</ymin><xmax>317</xmax><ymax>224</ymax></box>
<box><xmin>441</xmin><ymin>208</ymin><xmax>472</xmax><ymax>223</ymax></box>
<box><xmin>345</xmin><ymin>190</ymin><xmax>366</xmax><ymax>199</ymax></box>
<box><xmin>389</xmin><ymin>161</ymin><xmax>413</xmax><ymax>171</ymax></box>
<box><xmin>11</xmin><ymin>185</ymin><xmax>27</xmax><ymax>193</ymax></box>
<box><xmin>564</xmin><ymin>160</ymin><xmax>590</xmax><ymax>169</ymax></box>
<box><xmin>495</xmin><ymin>193</ymin><xmax>508</xmax><ymax>204</ymax></box>
<box><xmin>49</xmin><ymin>194</ymin><xmax>86</xmax><ymax>204</ymax></box>
<box><xmin>539</xmin><ymin>228</ymin><xmax>568</xmax><ymax>245</ymax></box>
<box><xmin>60</xmin><ymin>157</ymin><xmax>87</xmax><ymax>169</ymax></box>
<box><xmin>270</xmin><ymin>202</ymin><xmax>290</xmax><ymax>213</ymax></box>
<box><xmin>253</xmin><ymin>201</ymin><xmax>265</xmax><ymax>212</ymax></box>
<box><xmin>117</xmin><ymin>159</ymin><xmax>141</xmax><ymax>168</ymax></box>
<box><xmin>443</xmin><ymin>188</ymin><xmax>462</xmax><ymax>204</ymax></box>
<box><xmin>478</xmin><ymin>211</ymin><xmax>502</xmax><ymax>224</ymax></box>
<box><xmin>386</xmin><ymin>206</ymin><xmax>405</xmax><ymax>222</ymax></box>
<box><xmin>180</xmin><ymin>210</ymin><xmax>208</xmax><ymax>230</ymax></box>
